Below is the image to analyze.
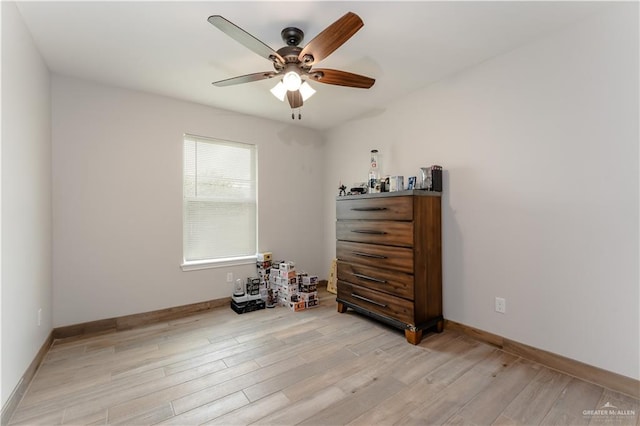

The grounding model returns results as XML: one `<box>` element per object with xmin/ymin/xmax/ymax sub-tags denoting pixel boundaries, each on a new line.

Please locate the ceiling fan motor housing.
<box><xmin>275</xmin><ymin>45</ymin><xmax>311</xmax><ymax>74</ymax></box>
<box><xmin>276</xmin><ymin>27</ymin><xmax>313</xmax><ymax>73</ymax></box>
<box><xmin>281</xmin><ymin>27</ymin><xmax>304</xmax><ymax>46</ymax></box>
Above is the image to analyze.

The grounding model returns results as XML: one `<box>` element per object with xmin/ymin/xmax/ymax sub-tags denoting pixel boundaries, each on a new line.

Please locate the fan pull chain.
<box><xmin>291</xmin><ymin>108</ymin><xmax>303</xmax><ymax>120</ymax></box>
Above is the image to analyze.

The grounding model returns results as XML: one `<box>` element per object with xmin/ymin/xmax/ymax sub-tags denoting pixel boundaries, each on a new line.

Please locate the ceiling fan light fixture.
<box><xmin>283</xmin><ymin>70</ymin><xmax>302</xmax><ymax>91</ymax></box>
<box><xmin>299</xmin><ymin>81</ymin><xmax>316</xmax><ymax>101</ymax></box>
<box><xmin>270</xmin><ymin>81</ymin><xmax>287</xmax><ymax>101</ymax></box>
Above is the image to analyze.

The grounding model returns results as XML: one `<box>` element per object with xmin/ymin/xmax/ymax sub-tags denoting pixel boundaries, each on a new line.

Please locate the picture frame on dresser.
<box><xmin>335</xmin><ymin>190</ymin><xmax>443</xmax><ymax>345</ymax></box>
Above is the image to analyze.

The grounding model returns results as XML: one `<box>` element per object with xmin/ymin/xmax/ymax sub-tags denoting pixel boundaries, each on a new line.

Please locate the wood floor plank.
<box><xmin>391</xmin><ymin>335</ymin><xmax>479</xmax><ymax>385</ymax></box>
<box><xmin>156</xmin><ymin>391</ymin><xmax>248</xmax><ymax>425</ymax></box>
<box><xmin>233</xmin><ymin>315</ymin><xmax>319</xmax><ymax>344</ymax></box>
<box><xmin>501</xmin><ymin>366</ymin><xmax>572</xmax><ymax>424</ymax></box>
<box><xmin>344</xmin><ymin>329</ymin><xmax>401</xmax><ymax>355</ymax></box>
<box><xmin>250</xmin><ymin>321</ymin><xmax>371</xmax><ymax>368</ymax></box>
<box><xmin>416</xmin><ymin>329</ymin><xmax>462</xmax><ymax>349</ymax></box>
<box><xmin>270</xmin><ymin>318</ymin><xmax>326</xmax><ymax>342</ymax></box>
<box><xmin>20</xmin><ymin>371</ymin><xmax>113</xmax><ymax>406</ymax></box>
<box><xmin>346</xmin><ymin>378</ymin><xmax>438</xmax><ymax>426</ymax></box>
<box><xmin>12</xmin><ymin>367</ymin><xmax>165</xmax><ymax>424</ymax></box>
<box><xmin>282</xmin><ymin>347</ymin><xmax>394</xmax><ymax>403</ymax></box>
<box><xmin>31</xmin><ymin>356</ymin><xmax>222</xmax><ymax>422</ymax></box>
<box><xmin>242</xmin><ymin>348</ymin><xmax>357</xmax><ymax>403</ymax></box>
<box><xmin>425</xmin><ymin>339</ymin><xmax>495</xmax><ymax>386</ymax></box>
<box><xmin>62</xmin><ymin>409</ymin><xmax>108</xmax><ymax>426</ymax></box>
<box><xmin>539</xmin><ymin>377</ymin><xmax>604</xmax><ymax>426</ymax></box>
<box><xmin>170</xmin><ymin>353</ymin><xmax>309</xmax><ymax>415</ymax></box>
<box><xmin>109</xmin><ymin>403</ymin><xmax>174</xmax><ymax>425</ymax></box>
<box><xmin>492</xmin><ymin>414</ymin><xmax>518</xmax><ymax>425</ymax></box>
<box><xmin>21</xmin><ymin>367</ymin><xmax>166</xmax><ymax>411</ymax></box>
<box><xmin>297</xmin><ymin>325</ymin><xmax>388</xmax><ymax>364</ymax></box>
<box><xmin>220</xmin><ymin>339</ymin><xmax>295</xmax><ymax>368</ymax></box>
<box><xmin>299</xmin><ymin>376</ymin><xmax>406</xmax><ymax>425</ymax></box>
<box><xmin>162</xmin><ymin>337</ymin><xmax>270</xmax><ymax>374</ymax></box>
<box><xmin>56</xmin><ymin>358</ymin><xmax>226</xmax><ymax>422</ymax></box>
<box><xmin>587</xmin><ymin>388</ymin><xmax>640</xmax><ymax>425</ymax></box>
<box><xmin>332</xmin><ymin>345</ymin><xmax>419</xmax><ymax>397</ymax></box>
<box><xmin>345</xmin><ymin>338</ymin><xmax>460</xmax><ymax>425</ymax></box>
<box><xmin>399</xmin><ymin>350</ymin><xmax>517</xmax><ymax>425</ymax></box>
<box><xmin>251</xmin><ymin>386</ymin><xmax>347</xmax><ymax>425</ymax></box>
<box><xmin>205</xmin><ymin>391</ymin><xmax>291</xmax><ymax>425</ymax></box>
<box><xmin>442</xmin><ymin>414</ymin><xmax>476</xmax><ymax>425</ymax></box>
<box><xmin>7</xmin><ymin>407</ymin><xmax>64</xmax><ymax>425</ymax></box>
<box><xmin>105</xmin><ymin>360</ymin><xmax>259</xmax><ymax>423</ymax></box>
<box><xmin>455</xmin><ymin>358</ymin><xmax>541</xmax><ymax>424</ymax></box>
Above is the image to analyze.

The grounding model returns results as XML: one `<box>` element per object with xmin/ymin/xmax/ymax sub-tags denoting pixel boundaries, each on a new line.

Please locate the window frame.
<box><xmin>181</xmin><ymin>134</ymin><xmax>258</xmax><ymax>271</ymax></box>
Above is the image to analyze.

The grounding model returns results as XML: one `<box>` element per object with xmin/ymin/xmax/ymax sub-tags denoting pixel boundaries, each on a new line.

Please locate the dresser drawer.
<box><xmin>336</xmin><ymin>197</ymin><xmax>413</xmax><ymax>221</ymax></box>
<box><xmin>337</xmin><ymin>261</ymin><xmax>413</xmax><ymax>300</ymax></box>
<box><xmin>338</xmin><ymin>281</ymin><xmax>414</xmax><ymax>325</ymax></box>
<box><xmin>336</xmin><ymin>220</ymin><xmax>413</xmax><ymax>247</ymax></box>
<box><xmin>336</xmin><ymin>241</ymin><xmax>413</xmax><ymax>273</ymax></box>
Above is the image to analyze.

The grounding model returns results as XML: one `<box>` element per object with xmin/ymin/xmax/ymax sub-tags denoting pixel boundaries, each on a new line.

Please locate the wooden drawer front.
<box><xmin>336</xmin><ymin>221</ymin><xmax>413</xmax><ymax>247</ymax></box>
<box><xmin>337</xmin><ymin>197</ymin><xmax>413</xmax><ymax>221</ymax></box>
<box><xmin>336</xmin><ymin>241</ymin><xmax>413</xmax><ymax>274</ymax></box>
<box><xmin>337</xmin><ymin>261</ymin><xmax>413</xmax><ymax>300</ymax></box>
<box><xmin>338</xmin><ymin>281</ymin><xmax>414</xmax><ymax>325</ymax></box>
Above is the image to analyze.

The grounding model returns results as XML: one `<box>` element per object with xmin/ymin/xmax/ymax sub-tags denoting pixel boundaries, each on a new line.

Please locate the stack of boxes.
<box><xmin>269</xmin><ymin>260</ymin><xmax>280</xmax><ymax>305</ymax></box>
<box><xmin>275</xmin><ymin>261</ymin><xmax>304</xmax><ymax>311</ymax></box>
<box><xmin>246</xmin><ymin>277</ymin><xmax>261</xmax><ymax>300</ymax></box>
<box><xmin>232</xmin><ymin>254</ymin><xmax>319</xmax><ymax>313</ymax></box>
<box><xmin>256</xmin><ymin>252</ymin><xmax>273</xmax><ymax>307</ymax></box>
<box><xmin>299</xmin><ymin>274</ymin><xmax>319</xmax><ymax>309</ymax></box>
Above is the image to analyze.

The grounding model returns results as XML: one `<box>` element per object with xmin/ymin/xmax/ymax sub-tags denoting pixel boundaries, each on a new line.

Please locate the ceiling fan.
<box><xmin>207</xmin><ymin>12</ymin><xmax>375</xmax><ymax>118</ymax></box>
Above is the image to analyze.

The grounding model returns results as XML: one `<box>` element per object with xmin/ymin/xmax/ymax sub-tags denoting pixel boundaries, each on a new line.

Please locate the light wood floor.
<box><xmin>9</xmin><ymin>290</ymin><xmax>639</xmax><ymax>426</ymax></box>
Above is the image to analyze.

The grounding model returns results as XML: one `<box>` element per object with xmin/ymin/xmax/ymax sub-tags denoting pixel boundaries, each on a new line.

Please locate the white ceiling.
<box><xmin>16</xmin><ymin>1</ymin><xmax>608</xmax><ymax>131</ymax></box>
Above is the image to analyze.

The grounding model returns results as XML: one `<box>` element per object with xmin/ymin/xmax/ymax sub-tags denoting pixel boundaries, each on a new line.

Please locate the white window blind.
<box><xmin>183</xmin><ymin>135</ymin><xmax>257</xmax><ymax>263</ymax></box>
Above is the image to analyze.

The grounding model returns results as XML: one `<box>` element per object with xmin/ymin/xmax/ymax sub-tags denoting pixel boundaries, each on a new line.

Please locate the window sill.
<box><xmin>181</xmin><ymin>255</ymin><xmax>257</xmax><ymax>272</ymax></box>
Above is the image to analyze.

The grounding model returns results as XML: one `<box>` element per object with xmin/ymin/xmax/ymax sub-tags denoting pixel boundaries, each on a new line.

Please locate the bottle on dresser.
<box><xmin>368</xmin><ymin>149</ymin><xmax>380</xmax><ymax>193</ymax></box>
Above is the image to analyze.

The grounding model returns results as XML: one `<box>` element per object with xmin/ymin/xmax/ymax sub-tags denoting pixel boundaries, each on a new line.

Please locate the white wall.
<box><xmin>322</xmin><ymin>5</ymin><xmax>639</xmax><ymax>380</ymax></box>
<box><xmin>52</xmin><ymin>75</ymin><xmax>325</xmax><ymax>327</ymax></box>
<box><xmin>1</xmin><ymin>2</ymin><xmax>53</xmax><ymax>407</ymax></box>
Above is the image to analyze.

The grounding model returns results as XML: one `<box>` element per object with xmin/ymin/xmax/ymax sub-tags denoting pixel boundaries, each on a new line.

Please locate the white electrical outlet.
<box><xmin>38</xmin><ymin>308</ymin><xmax>42</xmax><ymax>326</ymax></box>
<box><xmin>495</xmin><ymin>297</ymin><xmax>506</xmax><ymax>314</ymax></box>
<box><xmin>226</xmin><ymin>272</ymin><xmax>233</xmax><ymax>283</ymax></box>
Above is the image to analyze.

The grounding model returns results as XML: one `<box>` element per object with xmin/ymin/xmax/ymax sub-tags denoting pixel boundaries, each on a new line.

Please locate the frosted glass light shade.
<box><xmin>270</xmin><ymin>81</ymin><xmax>286</xmax><ymax>101</ymax></box>
<box><xmin>299</xmin><ymin>81</ymin><xmax>316</xmax><ymax>101</ymax></box>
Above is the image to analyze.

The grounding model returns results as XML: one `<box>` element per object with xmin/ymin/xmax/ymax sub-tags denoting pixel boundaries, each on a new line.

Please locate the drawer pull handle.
<box><xmin>351</xmin><ymin>229</ymin><xmax>387</xmax><ymax>235</ymax></box>
<box><xmin>352</xmin><ymin>293</ymin><xmax>387</xmax><ymax>308</ymax></box>
<box><xmin>351</xmin><ymin>207</ymin><xmax>388</xmax><ymax>211</ymax></box>
<box><xmin>353</xmin><ymin>273</ymin><xmax>387</xmax><ymax>284</ymax></box>
<box><xmin>352</xmin><ymin>251</ymin><xmax>387</xmax><ymax>259</ymax></box>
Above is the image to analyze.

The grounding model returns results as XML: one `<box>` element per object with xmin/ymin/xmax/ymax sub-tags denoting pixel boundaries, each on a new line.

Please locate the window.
<box><xmin>183</xmin><ymin>135</ymin><xmax>257</xmax><ymax>268</ymax></box>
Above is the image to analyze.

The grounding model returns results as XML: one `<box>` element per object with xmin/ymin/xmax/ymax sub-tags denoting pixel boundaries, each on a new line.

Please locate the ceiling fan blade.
<box><xmin>308</xmin><ymin>69</ymin><xmax>375</xmax><ymax>89</ymax></box>
<box><xmin>213</xmin><ymin>71</ymin><xmax>277</xmax><ymax>87</ymax></box>
<box><xmin>208</xmin><ymin>15</ymin><xmax>284</xmax><ymax>65</ymax></box>
<box><xmin>287</xmin><ymin>90</ymin><xmax>303</xmax><ymax>109</ymax></box>
<box><xmin>298</xmin><ymin>12</ymin><xmax>363</xmax><ymax>66</ymax></box>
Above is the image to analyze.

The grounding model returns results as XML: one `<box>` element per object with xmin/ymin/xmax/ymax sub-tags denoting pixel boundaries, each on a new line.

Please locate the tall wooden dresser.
<box><xmin>335</xmin><ymin>190</ymin><xmax>443</xmax><ymax>344</ymax></box>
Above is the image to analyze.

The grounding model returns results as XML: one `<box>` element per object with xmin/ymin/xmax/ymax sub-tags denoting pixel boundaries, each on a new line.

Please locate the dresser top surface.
<box><xmin>336</xmin><ymin>190</ymin><xmax>442</xmax><ymax>201</ymax></box>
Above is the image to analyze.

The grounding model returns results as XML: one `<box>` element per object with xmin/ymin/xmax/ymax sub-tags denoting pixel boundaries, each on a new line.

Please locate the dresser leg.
<box><xmin>337</xmin><ymin>302</ymin><xmax>348</xmax><ymax>313</ymax></box>
<box><xmin>436</xmin><ymin>319</ymin><xmax>444</xmax><ymax>333</ymax></box>
<box><xmin>405</xmin><ymin>328</ymin><xmax>423</xmax><ymax>345</ymax></box>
